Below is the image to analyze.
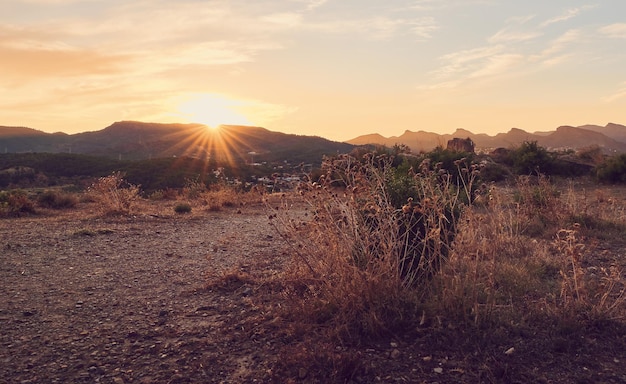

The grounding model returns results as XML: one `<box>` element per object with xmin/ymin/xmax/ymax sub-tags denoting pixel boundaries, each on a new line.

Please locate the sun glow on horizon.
<box><xmin>176</xmin><ymin>94</ymin><xmax>254</xmax><ymax>129</ymax></box>
<box><xmin>164</xmin><ymin>96</ymin><xmax>261</xmax><ymax>169</ymax></box>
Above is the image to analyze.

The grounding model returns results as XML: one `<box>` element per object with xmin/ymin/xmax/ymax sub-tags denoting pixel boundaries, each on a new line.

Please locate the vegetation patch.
<box><xmin>87</xmin><ymin>172</ymin><xmax>141</xmax><ymax>215</ymax></box>
<box><xmin>37</xmin><ymin>190</ymin><xmax>78</xmax><ymax>209</ymax></box>
<box><xmin>174</xmin><ymin>202</ymin><xmax>192</xmax><ymax>214</ymax></box>
<box><xmin>0</xmin><ymin>189</ymin><xmax>36</xmax><ymax>217</ymax></box>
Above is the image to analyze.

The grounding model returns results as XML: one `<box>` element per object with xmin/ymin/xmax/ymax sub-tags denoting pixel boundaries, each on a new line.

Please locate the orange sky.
<box><xmin>1</xmin><ymin>1</ymin><xmax>625</xmax><ymax>142</ymax></box>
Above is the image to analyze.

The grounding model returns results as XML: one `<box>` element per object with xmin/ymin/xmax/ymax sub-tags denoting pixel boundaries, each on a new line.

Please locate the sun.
<box><xmin>176</xmin><ymin>94</ymin><xmax>253</xmax><ymax>129</ymax></box>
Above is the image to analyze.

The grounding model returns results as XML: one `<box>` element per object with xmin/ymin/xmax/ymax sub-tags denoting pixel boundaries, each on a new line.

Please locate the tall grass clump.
<box><xmin>434</xmin><ymin>176</ymin><xmax>626</xmax><ymax>327</ymax></box>
<box><xmin>174</xmin><ymin>202</ymin><xmax>192</xmax><ymax>214</ymax></box>
<box><xmin>433</xmin><ymin>182</ymin><xmax>559</xmax><ymax>325</ymax></box>
<box><xmin>271</xmin><ymin>152</ymin><xmax>475</xmax><ymax>340</ymax></box>
<box><xmin>0</xmin><ymin>189</ymin><xmax>36</xmax><ymax>217</ymax></box>
<box><xmin>88</xmin><ymin>172</ymin><xmax>141</xmax><ymax>215</ymax></box>
<box><xmin>596</xmin><ymin>153</ymin><xmax>626</xmax><ymax>184</ymax></box>
<box><xmin>37</xmin><ymin>189</ymin><xmax>78</xmax><ymax>209</ymax></box>
<box><xmin>200</xmin><ymin>183</ymin><xmax>260</xmax><ymax>211</ymax></box>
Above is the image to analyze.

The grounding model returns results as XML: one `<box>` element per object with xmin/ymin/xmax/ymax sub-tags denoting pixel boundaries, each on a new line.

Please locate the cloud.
<box><xmin>421</xmin><ymin>4</ymin><xmax>600</xmax><ymax>91</ymax></box>
<box><xmin>0</xmin><ymin>24</ymin><xmax>129</xmax><ymax>79</ymax></box>
<box><xmin>468</xmin><ymin>54</ymin><xmax>524</xmax><ymax>78</ymax></box>
<box><xmin>541</xmin><ymin>5</ymin><xmax>596</xmax><ymax>27</ymax></box>
<box><xmin>409</xmin><ymin>0</ymin><xmax>495</xmax><ymax>11</ymax></box>
<box><xmin>433</xmin><ymin>45</ymin><xmax>505</xmax><ymax>79</ymax></box>
<box><xmin>530</xmin><ymin>29</ymin><xmax>581</xmax><ymax>65</ymax></box>
<box><xmin>307</xmin><ymin>16</ymin><xmax>438</xmax><ymax>41</ymax></box>
<box><xmin>261</xmin><ymin>12</ymin><xmax>303</xmax><ymax>29</ymax></box>
<box><xmin>599</xmin><ymin>23</ymin><xmax>626</xmax><ymax>39</ymax></box>
<box><xmin>603</xmin><ymin>82</ymin><xmax>626</xmax><ymax>103</ymax></box>
<box><xmin>488</xmin><ymin>15</ymin><xmax>541</xmax><ymax>44</ymax></box>
<box><xmin>0</xmin><ymin>46</ymin><xmax>127</xmax><ymax>79</ymax></box>
<box><xmin>304</xmin><ymin>0</ymin><xmax>328</xmax><ymax>11</ymax></box>
<box><xmin>16</xmin><ymin>0</ymin><xmax>100</xmax><ymax>4</ymax></box>
<box><xmin>409</xmin><ymin>17</ymin><xmax>439</xmax><ymax>40</ymax></box>
<box><xmin>416</xmin><ymin>80</ymin><xmax>459</xmax><ymax>90</ymax></box>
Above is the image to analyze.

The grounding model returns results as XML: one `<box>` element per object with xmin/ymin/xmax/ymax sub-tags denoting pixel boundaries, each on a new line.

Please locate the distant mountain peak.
<box><xmin>346</xmin><ymin>123</ymin><xmax>626</xmax><ymax>153</ymax></box>
<box><xmin>0</xmin><ymin>126</ymin><xmax>49</xmax><ymax>137</ymax></box>
<box><xmin>508</xmin><ymin>127</ymin><xmax>528</xmax><ymax>134</ymax></box>
<box><xmin>453</xmin><ymin>128</ymin><xmax>474</xmax><ymax>136</ymax></box>
<box><xmin>0</xmin><ymin>120</ymin><xmax>355</xmax><ymax>163</ymax></box>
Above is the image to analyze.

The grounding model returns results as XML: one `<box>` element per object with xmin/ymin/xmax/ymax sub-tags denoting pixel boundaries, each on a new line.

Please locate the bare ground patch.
<box><xmin>1</xmin><ymin>196</ymin><xmax>625</xmax><ymax>384</ymax></box>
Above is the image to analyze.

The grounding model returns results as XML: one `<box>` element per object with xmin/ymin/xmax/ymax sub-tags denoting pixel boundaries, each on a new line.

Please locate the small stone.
<box><xmin>433</xmin><ymin>367</ymin><xmax>443</xmax><ymax>374</ymax></box>
<box><xmin>423</xmin><ymin>356</ymin><xmax>432</xmax><ymax>362</ymax></box>
<box><xmin>113</xmin><ymin>378</ymin><xmax>125</xmax><ymax>384</ymax></box>
<box><xmin>390</xmin><ymin>349</ymin><xmax>401</xmax><ymax>359</ymax></box>
<box><xmin>390</xmin><ymin>342</ymin><xmax>398</xmax><ymax>348</ymax></box>
<box><xmin>504</xmin><ymin>347</ymin><xmax>515</xmax><ymax>355</ymax></box>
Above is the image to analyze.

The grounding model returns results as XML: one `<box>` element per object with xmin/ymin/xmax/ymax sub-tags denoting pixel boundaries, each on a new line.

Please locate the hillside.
<box><xmin>0</xmin><ymin>121</ymin><xmax>355</xmax><ymax>164</ymax></box>
<box><xmin>347</xmin><ymin>123</ymin><xmax>626</xmax><ymax>153</ymax></box>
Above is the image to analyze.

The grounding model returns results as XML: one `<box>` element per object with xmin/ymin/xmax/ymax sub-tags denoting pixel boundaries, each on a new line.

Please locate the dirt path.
<box><xmin>2</xmin><ymin>199</ymin><xmax>626</xmax><ymax>383</ymax></box>
<box><xmin>1</xmin><ymin>203</ymin><xmax>287</xmax><ymax>383</ymax></box>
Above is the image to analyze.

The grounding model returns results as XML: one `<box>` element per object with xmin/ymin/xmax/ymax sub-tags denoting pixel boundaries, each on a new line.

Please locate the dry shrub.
<box><xmin>435</xmin><ymin>184</ymin><xmax>560</xmax><ymax>325</ymax></box>
<box><xmin>37</xmin><ymin>190</ymin><xmax>78</xmax><ymax>209</ymax></box>
<box><xmin>200</xmin><ymin>184</ymin><xmax>261</xmax><ymax>211</ymax></box>
<box><xmin>513</xmin><ymin>174</ymin><xmax>565</xmax><ymax>237</ymax></box>
<box><xmin>434</xmin><ymin>176</ymin><xmax>626</xmax><ymax>327</ymax></box>
<box><xmin>271</xmin><ymin>153</ymin><xmax>467</xmax><ymax>340</ymax></box>
<box><xmin>562</xmin><ymin>181</ymin><xmax>626</xmax><ymax>240</ymax></box>
<box><xmin>0</xmin><ymin>189</ymin><xmax>36</xmax><ymax>217</ymax></box>
<box><xmin>553</xmin><ymin>228</ymin><xmax>625</xmax><ymax>322</ymax></box>
<box><xmin>148</xmin><ymin>188</ymin><xmax>179</xmax><ymax>201</ymax></box>
<box><xmin>174</xmin><ymin>202</ymin><xmax>192</xmax><ymax>214</ymax></box>
<box><xmin>88</xmin><ymin>172</ymin><xmax>141</xmax><ymax>215</ymax></box>
<box><xmin>182</xmin><ymin>178</ymin><xmax>207</xmax><ymax>199</ymax></box>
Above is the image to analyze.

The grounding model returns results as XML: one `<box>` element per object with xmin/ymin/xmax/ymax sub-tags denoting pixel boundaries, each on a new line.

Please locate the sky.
<box><xmin>1</xmin><ymin>0</ymin><xmax>625</xmax><ymax>142</ymax></box>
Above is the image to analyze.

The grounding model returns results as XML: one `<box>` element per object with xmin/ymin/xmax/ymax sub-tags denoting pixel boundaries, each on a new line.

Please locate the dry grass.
<box><xmin>433</xmin><ymin>176</ymin><xmax>626</xmax><ymax>327</ymax></box>
<box><xmin>272</xmin><ymin>160</ymin><xmax>625</xmax><ymax>345</ymax></box>
<box><xmin>270</xmin><ymin>153</ymin><xmax>471</xmax><ymax>340</ymax></box>
<box><xmin>87</xmin><ymin>172</ymin><xmax>141</xmax><ymax>215</ymax></box>
<box><xmin>181</xmin><ymin>180</ymin><xmax>262</xmax><ymax>212</ymax></box>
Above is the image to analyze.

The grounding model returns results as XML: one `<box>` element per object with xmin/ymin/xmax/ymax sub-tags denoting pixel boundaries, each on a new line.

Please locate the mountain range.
<box><xmin>347</xmin><ymin>123</ymin><xmax>626</xmax><ymax>153</ymax></box>
<box><xmin>0</xmin><ymin>121</ymin><xmax>355</xmax><ymax>164</ymax></box>
<box><xmin>1</xmin><ymin>122</ymin><xmax>626</xmax><ymax>164</ymax></box>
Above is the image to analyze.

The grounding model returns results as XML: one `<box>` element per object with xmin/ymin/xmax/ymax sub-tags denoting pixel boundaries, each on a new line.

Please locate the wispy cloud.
<box><xmin>541</xmin><ymin>5</ymin><xmax>596</xmax><ymax>27</ymax></box>
<box><xmin>410</xmin><ymin>0</ymin><xmax>495</xmax><ymax>11</ymax></box>
<box><xmin>419</xmin><ymin>4</ymin><xmax>601</xmax><ymax>91</ymax></box>
<box><xmin>17</xmin><ymin>0</ymin><xmax>99</xmax><ymax>4</ymax></box>
<box><xmin>603</xmin><ymin>82</ymin><xmax>626</xmax><ymax>103</ymax></box>
<box><xmin>530</xmin><ymin>29</ymin><xmax>581</xmax><ymax>65</ymax></box>
<box><xmin>307</xmin><ymin>15</ymin><xmax>438</xmax><ymax>41</ymax></box>
<box><xmin>431</xmin><ymin>45</ymin><xmax>505</xmax><ymax>80</ymax></box>
<box><xmin>488</xmin><ymin>15</ymin><xmax>541</xmax><ymax>44</ymax></box>
<box><xmin>304</xmin><ymin>0</ymin><xmax>329</xmax><ymax>11</ymax></box>
<box><xmin>0</xmin><ymin>23</ymin><xmax>130</xmax><ymax>80</ymax></box>
<box><xmin>599</xmin><ymin>23</ymin><xmax>626</xmax><ymax>39</ymax></box>
<box><xmin>468</xmin><ymin>54</ymin><xmax>524</xmax><ymax>78</ymax></box>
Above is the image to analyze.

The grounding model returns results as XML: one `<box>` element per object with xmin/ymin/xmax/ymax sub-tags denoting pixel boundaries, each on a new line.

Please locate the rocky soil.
<box><xmin>1</xmin><ymin>197</ymin><xmax>625</xmax><ymax>383</ymax></box>
<box><xmin>1</xmin><ymin>201</ymin><xmax>292</xmax><ymax>383</ymax></box>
